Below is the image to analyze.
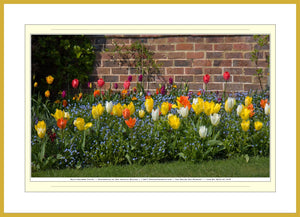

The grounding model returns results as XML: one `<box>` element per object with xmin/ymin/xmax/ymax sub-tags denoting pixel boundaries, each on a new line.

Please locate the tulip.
<box><xmin>241</xmin><ymin>120</ymin><xmax>250</xmax><ymax>132</ymax></box>
<box><xmin>169</xmin><ymin>77</ymin><xmax>173</xmax><ymax>85</ymax></box>
<box><xmin>124</xmin><ymin>80</ymin><xmax>130</xmax><ymax>90</ymax></box>
<box><xmin>34</xmin><ymin>82</ymin><xmax>38</xmax><ymax>87</ymax></box>
<box><xmin>247</xmin><ymin>104</ymin><xmax>255</xmax><ymax>118</ymax></box>
<box><xmin>88</xmin><ymin>82</ymin><xmax>92</xmax><ymax>88</ymax></box>
<box><xmin>225</xmin><ymin>97</ymin><xmax>235</xmax><ymax>113</ymax></box>
<box><xmin>128</xmin><ymin>75</ymin><xmax>132</xmax><ymax>82</ymax></box>
<box><xmin>204</xmin><ymin>101</ymin><xmax>214</xmax><ymax>116</ymax></box>
<box><xmin>223</xmin><ymin>71</ymin><xmax>230</xmax><ymax>81</ymax></box>
<box><xmin>73</xmin><ymin>117</ymin><xmax>92</xmax><ymax>131</ymax></box>
<box><xmin>92</xmin><ymin>103</ymin><xmax>105</xmax><ymax>119</ymax></box>
<box><xmin>35</xmin><ymin>120</ymin><xmax>46</xmax><ymax>139</ymax></box>
<box><xmin>61</xmin><ymin>90</ymin><xmax>66</xmax><ymax>98</ymax></box>
<box><xmin>122</xmin><ymin>108</ymin><xmax>131</xmax><ymax>119</ymax></box>
<box><xmin>265</xmin><ymin>103</ymin><xmax>270</xmax><ymax>115</ymax></box>
<box><xmin>138</xmin><ymin>74</ymin><xmax>143</xmax><ymax>82</ymax></box>
<box><xmin>94</xmin><ymin>90</ymin><xmax>100</xmax><ymax>98</ymax></box>
<box><xmin>152</xmin><ymin>108</ymin><xmax>159</xmax><ymax>121</ymax></box>
<box><xmin>64</xmin><ymin>112</ymin><xmax>70</xmax><ymax>120</ymax></box>
<box><xmin>192</xmin><ymin>98</ymin><xmax>199</xmax><ymax>105</ymax></box>
<box><xmin>51</xmin><ymin>109</ymin><xmax>65</xmax><ymax>121</ymax></box>
<box><xmin>45</xmin><ymin>90</ymin><xmax>50</xmax><ymax>98</ymax></box>
<box><xmin>46</xmin><ymin>75</ymin><xmax>54</xmax><ymax>84</ymax></box>
<box><xmin>254</xmin><ymin>121</ymin><xmax>263</xmax><ymax>131</ymax></box>
<box><xmin>114</xmin><ymin>83</ymin><xmax>118</xmax><ymax>89</ymax></box>
<box><xmin>203</xmin><ymin>74</ymin><xmax>210</xmax><ymax>84</ymax></box>
<box><xmin>177</xmin><ymin>106</ymin><xmax>189</xmax><ymax>118</ymax></box>
<box><xmin>161</xmin><ymin>86</ymin><xmax>166</xmax><ymax>95</ymax></box>
<box><xmin>139</xmin><ymin>109</ymin><xmax>145</xmax><ymax>118</ymax></box>
<box><xmin>176</xmin><ymin>96</ymin><xmax>191</xmax><ymax>110</ymax></box>
<box><xmin>112</xmin><ymin>103</ymin><xmax>123</xmax><ymax>117</ymax></box>
<box><xmin>213</xmin><ymin>103</ymin><xmax>221</xmax><ymax>114</ymax></box>
<box><xmin>72</xmin><ymin>79</ymin><xmax>79</xmax><ymax>89</ymax></box>
<box><xmin>145</xmin><ymin>97</ymin><xmax>154</xmax><ymax>113</ymax></box>
<box><xmin>97</xmin><ymin>78</ymin><xmax>105</xmax><ymax>88</ymax></box>
<box><xmin>127</xmin><ymin>102</ymin><xmax>135</xmax><ymax>116</ymax></box>
<box><xmin>62</xmin><ymin>100</ymin><xmax>68</xmax><ymax>108</ymax></box>
<box><xmin>240</xmin><ymin>107</ymin><xmax>251</xmax><ymax>120</ymax></box>
<box><xmin>236</xmin><ymin>104</ymin><xmax>244</xmax><ymax>116</ymax></box>
<box><xmin>245</xmin><ymin>96</ymin><xmax>252</xmax><ymax>107</ymax></box>
<box><xmin>105</xmin><ymin>101</ymin><xmax>113</xmax><ymax>114</ymax></box>
<box><xmin>125</xmin><ymin>117</ymin><xmax>136</xmax><ymax>129</ymax></box>
<box><xmin>260</xmin><ymin>99</ymin><xmax>268</xmax><ymax>109</ymax></box>
<box><xmin>161</xmin><ymin>102</ymin><xmax>170</xmax><ymax>116</ymax></box>
<box><xmin>192</xmin><ymin>101</ymin><xmax>204</xmax><ymax>115</ymax></box>
<box><xmin>199</xmin><ymin>126</ymin><xmax>208</xmax><ymax>138</ymax></box>
<box><xmin>57</xmin><ymin>118</ymin><xmax>67</xmax><ymax>130</ymax></box>
<box><xmin>210</xmin><ymin>113</ymin><xmax>221</xmax><ymax>126</ymax></box>
<box><xmin>168</xmin><ymin>114</ymin><xmax>180</xmax><ymax>130</ymax></box>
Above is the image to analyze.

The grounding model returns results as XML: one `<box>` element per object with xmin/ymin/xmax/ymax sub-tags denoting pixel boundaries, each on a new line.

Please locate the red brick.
<box><xmin>244</xmin><ymin>36</ymin><xmax>256</xmax><ymax>43</ymax></box>
<box><xmin>214</xmin><ymin>44</ymin><xmax>233</xmax><ymax>51</ymax></box>
<box><xmin>148</xmin><ymin>38</ymin><xmax>168</xmax><ymax>44</ymax></box>
<box><xmin>167</xmin><ymin>37</ymin><xmax>186</xmax><ymax>43</ymax></box>
<box><xmin>102</xmin><ymin>60</ymin><xmax>120</xmax><ymax>67</ymax></box>
<box><xmin>257</xmin><ymin>60</ymin><xmax>269</xmax><ymax>67</ymax></box>
<box><xmin>186</xmin><ymin>36</ymin><xmax>204</xmax><ymax>43</ymax></box>
<box><xmin>99</xmin><ymin>52</ymin><xmax>113</xmax><ymax>60</ymax></box>
<box><xmin>120</xmin><ymin>75</ymin><xmax>137</xmax><ymax>82</ymax></box>
<box><xmin>207</xmin><ymin>83</ymin><xmax>223</xmax><ymax>90</ymax></box>
<box><xmin>112</xmin><ymin>68</ymin><xmax>128</xmax><ymax>74</ymax></box>
<box><xmin>156</xmin><ymin>60</ymin><xmax>174</xmax><ymax>67</ymax></box>
<box><xmin>254</xmin><ymin>44</ymin><xmax>270</xmax><ymax>50</ymax></box>
<box><xmin>168</xmin><ymin>52</ymin><xmax>186</xmax><ymax>59</ymax></box>
<box><xmin>206</xmin><ymin>52</ymin><xmax>224</xmax><ymax>59</ymax></box>
<box><xmin>223</xmin><ymin>68</ymin><xmax>243</xmax><ymax>74</ymax></box>
<box><xmin>244</xmin><ymin>52</ymin><xmax>264</xmax><ymax>59</ymax></box>
<box><xmin>148</xmin><ymin>82</ymin><xmax>161</xmax><ymax>89</ymax></box>
<box><xmin>244</xmin><ymin>84</ymin><xmax>261</xmax><ymax>91</ymax></box>
<box><xmin>187</xmin><ymin>52</ymin><xmax>204</xmax><ymax>59</ymax></box>
<box><xmin>96</xmin><ymin>67</ymin><xmax>110</xmax><ymax>75</ymax></box>
<box><xmin>157</xmin><ymin>45</ymin><xmax>175</xmax><ymax>51</ymax></box>
<box><xmin>206</xmin><ymin>37</ymin><xmax>224</xmax><ymax>43</ymax></box>
<box><xmin>175</xmin><ymin>76</ymin><xmax>194</xmax><ymax>82</ymax></box>
<box><xmin>233</xmin><ymin>76</ymin><xmax>252</xmax><ymax>83</ymax></box>
<box><xmin>213</xmin><ymin>60</ymin><xmax>232</xmax><ymax>67</ymax></box>
<box><xmin>195</xmin><ymin>44</ymin><xmax>213</xmax><ymax>51</ymax></box>
<box><xmin>193</xmin><ymin>60</ymin><xmax>212</xmax><ymax>67</ymax></box>
<box><xmin>226</xmin><ymin>83</ymin><xmax>243</xmax><ymax>91</ymax></box>
<box><xmin>233</xmin><ymin>44</ymin><xmax>252</xmax><ymax>51</ymax></box>
<box><xmin>233</xmin><ymin>60</ymin><xmax>254</xmax><ymax>67</ymax></box>
<box><xmin>225</xmin><ymin>36</ymin><xmax>245</xmax><ymax>43</ymax></box>
<box><xmin>176</xmin><ymin>43</ymin><xmax>194</xmax><ymax>50</ymax></box>
<box><xmin>155</xmin><ymin>75</ymin><xmax>174</xmax><ymax>83</ymax></box>
<box><xmin>166</xmin><ymin>68</ymin><xmax>184</xmax><ymax>74</ymax></box>
<box><xmin>213</xmin><ymin>75</ymin><xmax>232</xmax><ymax>82</ymax></box>
<box><xmin>225</xmin><ymin>52</ymin><xmax>243</xmax><ymax>59</ymax></box>
<box><xmin>112</xmin><ymin>38</ymin><xmax>130</xmax><ymax>44</ymax></box>
<box><xmin>185</xmin><ymin>68</ymin><xmax>203</xmax><ymax>75</ymax></box>
<box><xmin>188</xmin><ymin>82</ymin><xmax>204</xmax><ymax>91</ymax></box>
<box><xmin>153</xmin><ymin>52</ymin><xmax>167</xmax><ymax>59</ymax></box>
<box><xmin>175</xmin><ymin>60</ymin><xmax>192</xmax><ymax>67</ymax></box>
<box><xmin>253</xmin><ymin>76</ymin><xmax>269</xmax><ymax>83</ymax></box>
<box><xmin>194</xmin><ymin>75</ymin><xmax>204</xmax><ymax>82</ymax></box>
<box><xmin>244</xmin><ymin>68</ymin><xmax>258</xmax><ymax>75</ymax></box>
<box><xmin>204</xmin><ymin>68</ymin><xmax>222</xmax><ymax>74</ymax></box>
<box><xmin>102</xmin><ymin>75</ymin><xmax>119</xmax><ymax>82</ymax></box>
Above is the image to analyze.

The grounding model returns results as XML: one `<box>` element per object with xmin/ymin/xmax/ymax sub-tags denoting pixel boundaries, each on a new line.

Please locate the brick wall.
<box><xmin>89</xmin><ymin>35</ymin><xmax>270</xmax><ymax>93</ymax></box>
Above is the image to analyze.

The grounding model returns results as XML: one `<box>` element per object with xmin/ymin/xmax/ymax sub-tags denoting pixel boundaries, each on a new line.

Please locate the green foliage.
<box><xmin>31</xmin><ymin>35</ymin><xmax>96</xmax><ymax>100</ymax></box>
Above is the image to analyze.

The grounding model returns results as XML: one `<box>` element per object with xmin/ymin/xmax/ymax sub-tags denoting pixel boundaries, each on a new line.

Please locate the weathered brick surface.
<box><xmin>90</xmin><ymin>35</ymin><xmax>270</xmax><ymax>93</ymax></box>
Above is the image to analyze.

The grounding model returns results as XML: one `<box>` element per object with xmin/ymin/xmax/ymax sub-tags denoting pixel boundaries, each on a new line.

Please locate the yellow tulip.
<box><xmin>35</xmin><ymin>120</ymin><xmax>46</xmax><ymax>139</ymax></box>
<box><xmin>145</xmin><ymin>97</ymin><xmax>154</xmax><ymax>113</ymax></box>
<box><xmin>139</xmin><ymin>109</ymin><xmax>145</xmax><ymax>118</ymax></box>
<box><xmin>112</xmin><ymin>103</ymin><xmax>123</xmax><ymax>117</ymax></box>
<box><xmin>245</xmin><ymin>96</ymin><xmax>252</xmax><ymax>107</ymax></box>
<box><xmin>168</xmin><ymin>114</ymin><xmax>180</xmax><ymax>130</ymax></box>
<box><xmin>34</xmin><ymin>82</ymin><xmax>38</xmax><ymax>87</ymax></box>
<box><xmin>46</xmin><ymin>75</ymin><xmax>54</xmax><ymax>84</ymax></box>
<box><xmin>128</xmin><ymin>102</ymin><xmax>135</xmax><ymax>116</ymax></box>
<box><xmin>92</xmin><ymin>103</ymin><xmax>105</xmax><ymax>119</ymax></box>
<box><xmin>204</xmin><ymin>101</ymin><xmax>214</xmax><ymax>116</ymax></box>
<box><xmin>213</xmin><ymin>103</ymin><xmax>221</xmax><ymax>114</ymax></box>
<box><xmin>74</xmin><ymin>117</ymin><xmax>93</xmax><ymax>131</ymax></box>
<box><xmin>254</xmin><ymin>121</ymin><xmax>263</xmax><ymax>131</ymax></box>
<box><xmin>240</xmin><ymin>107</ymin><xmax>251</xmax><ymax>120</ymax></box>
<box><xmin>45</xmin><ymin>90</ymin><xmax>50</xmax><ymax>98</ymax></box>
<box><xmin>241</xmin><ymin>120</ymin><xmax>250</xmax><ymax>132</ymax></box>
<box><xmin>161</xmin><ymin>102</ymin><xmax>169</xmax><ymax>116</ymax></box>
<box><xmin>51</xmin><ymin>109</ymin><xmax>64</xmax><ymax>121</ymax></box>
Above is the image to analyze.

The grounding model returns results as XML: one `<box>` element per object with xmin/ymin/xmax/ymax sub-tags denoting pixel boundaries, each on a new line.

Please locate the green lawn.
<box><xmin>32</xmin><ymin>156</ymin><xmax>269</xmax><ymax>177</ymax></box>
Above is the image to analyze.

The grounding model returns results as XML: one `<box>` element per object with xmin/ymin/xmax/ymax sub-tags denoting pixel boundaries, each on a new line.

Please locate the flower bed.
<box><xmin>31</xmin><ymin>72</ymin><xmax>270</xmax><ymax>171</ymax></box>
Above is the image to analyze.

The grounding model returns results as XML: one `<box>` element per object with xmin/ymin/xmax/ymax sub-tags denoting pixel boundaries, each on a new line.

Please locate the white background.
<box><xmin>4</xmin><ymin>4</ymin><xmax>296</xmax><ymax>213</ymax></box>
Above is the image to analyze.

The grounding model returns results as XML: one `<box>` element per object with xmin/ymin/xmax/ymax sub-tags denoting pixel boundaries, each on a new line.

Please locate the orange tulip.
<box><xmin>62</xmin><ymin>100</ymin><xmax>67</xmax><ymax>108</ymax></box>
<box><xmin>122</xmin><ymin>108</ymin><xmax>131</xmax><ymax>119</ymax></box>
<box><xmin>57</xmin><ymin>118</ymin><xmax>67</xmax><ymax>129</ymax></box>
<box><xmin>260</xmin><ymin>99</ymin><xmax>268</xmax><ymax>109</ymax></box>
<box><xmin>247</xmin><ymin>104</ymin><xmax>255</xmax><ymax>118</ymax></box>
<box><xmin>177</xmin><ymin>96</ymin><xmax>192</xmax><ymax>110</ymax></box>
<box><xmin>94</xmin><ymin>90</ymin><xmax>100</xmax><ymax>98</ymax></box>
<box><xmin>125</xmin><ymin>117</ymin><xmax>136</xmax><ymax>128</ymax></box>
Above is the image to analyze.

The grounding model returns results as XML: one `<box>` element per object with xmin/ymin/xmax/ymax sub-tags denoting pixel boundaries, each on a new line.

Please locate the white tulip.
<box><xmin>192</xmin><ymin>98</ymin><xmax>199</xmax><ymax>105</ymax></box>
<box><xmin>236</xmin><ymin>104</ymin><xmax>243</xmax><ymax>116</ymax></box>
<box><xmin>177</xmin><ymin>106</ymin><xmax>189</xmax><ymax>118</ymax></box>
<box><xmin>210</xmin><ymin>113</ymin><xmax>221</xmax><ymax>126</ymax></box>
<box><xmin>105</xmin><ymin>101</ymin><xmax>113</xmax><ymax>114</ymax></box>
<box><xmin>265</xmin><ymin>103</ymin><xmax>270</xmax><ymax>115</ymax></box>
<box><xmin>227</xmin><ymin>97</ymin><xmax>235</xmax><ymax>109</ymax></box>
<box><xmin>199</xmin><ymin>126</ymin><xmax>208</xmax><ymax>138</ymax></box>
<box><xmin>152</xmin><ymin>108</ymin><xmax>160</xmax><ymax>121</ymax></box>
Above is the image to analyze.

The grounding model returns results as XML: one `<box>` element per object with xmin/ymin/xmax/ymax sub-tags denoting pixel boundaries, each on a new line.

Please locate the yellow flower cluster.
<box><xmin>51</xmin><ymin>109</ymin><xmax>70</xmax><ymax>121</ymax></box>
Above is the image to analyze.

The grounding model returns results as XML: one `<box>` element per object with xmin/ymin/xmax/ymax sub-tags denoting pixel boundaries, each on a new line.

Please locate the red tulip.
<box><xmin>123</xmin><ymin>80</ymin><xmax>130</xmax><ymax>90</ymax></box>
<box><xmin>97</xmin><ymin>78</ymin><xmax>105</xmax><ymax>88</ymax></box>
<box><xmin>72</xmin><ymin>79</ymin><xmax>79</xmax><ymax>89</ymax></box>
<box><xmin>203</xmin><ymin>74</ymin><xmax>210</xmax><ymax>84</ymax></box>
<box><xmin>223</xmin><ymin>71</ymin><xmax>230</xmax><ymax>81</ymax></box>
<box><xmin>57</xmin><ymin>118</ymin><xmax>67</xmax><ymax>130</ymax></box>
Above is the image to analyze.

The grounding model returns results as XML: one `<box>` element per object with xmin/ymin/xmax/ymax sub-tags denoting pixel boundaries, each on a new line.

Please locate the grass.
<box><xmin>32</xmin><ymin>156</ymin><xmax>269</xmax><ymax>177</ymax></box>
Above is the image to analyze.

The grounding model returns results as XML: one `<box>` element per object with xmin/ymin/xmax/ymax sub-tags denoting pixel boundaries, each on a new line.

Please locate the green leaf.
<box><xmin>125</xmin><ymin>154</ymin><xmax>132</xmax><ymax>165</ymax></box>
<box><xmin>245</xmin><ymin>154</ymin><xmax>249</xmax><ymax>163</ymax></box>
<box><xmin>177</xmin><ymin>152</ymin><xmax>186</xmax><ymax>161</ymax></box>
<box><xmin>207</xmin><ymin>139</ymin><xmax>223</xmax><ymax>146</ymax></box>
